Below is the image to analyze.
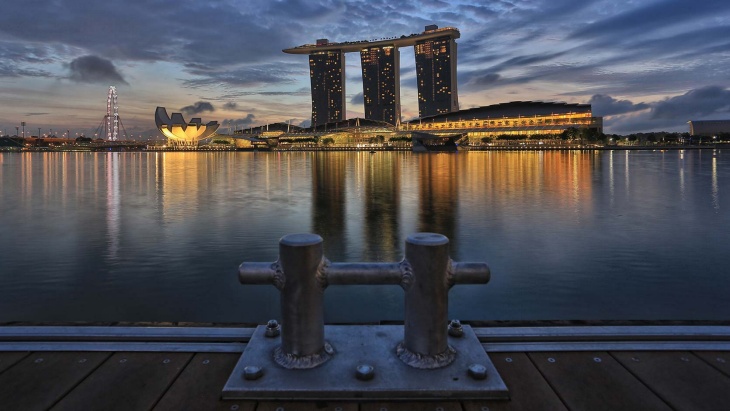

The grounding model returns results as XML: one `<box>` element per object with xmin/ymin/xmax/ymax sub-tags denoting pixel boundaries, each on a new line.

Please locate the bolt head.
<box><xmin>243</xmin><ymin>365</ymin><xmax>264</xmax><ymax>380</ymax></box>
<box><xmin>468</xmin><ymin>363</ymin><xmax>488</xmax><ymax>380</ymax></box>
<box><xmin>265</xmin><ymin>320</ymin><xmax>281</xmax><ymax>338</ymax></box>
<box><xmin>355</xmin><ymin>364</ymin><xmax>375</xmax><ymax>381</ymax></box>
<box><xmin>448</xmin><ymin>319</ymin><xmax>464</xmax><ymax>337</ymax></box>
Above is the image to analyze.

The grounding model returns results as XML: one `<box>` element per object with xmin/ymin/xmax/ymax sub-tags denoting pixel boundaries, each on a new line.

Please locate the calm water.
<box><xmin>1</xmin><ymin>150</ymin><xmax>728</xmax><ymax>323</ymax></box>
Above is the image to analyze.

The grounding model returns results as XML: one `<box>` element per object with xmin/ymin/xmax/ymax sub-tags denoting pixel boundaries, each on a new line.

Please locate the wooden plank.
<box><xmin>612</xmin><ymin>351</ymin><xmax>730</xmax><ymax>411</ymax></box>
<box><xmin>0</xmin><ymin>351</ymin><xmax>29</xmax><ymax>373</ymax></box>
<box><xmin>0</xmin><ymin>352</ymin><xmax>110</xmax><ymax>411</ymax></box>
<box><xmin>153</xmin><ymin>352</ymin><xmax>255</xmax><ymax>411</ymax></box>
<box><xmin>463</xmin><ymin>353</ymin><xmax>567</xmax><ymax>411</ymax></box>
<box><xmin>529</xmin><ymin>351</ymin><xmax>671</xmax><ymax>411</ymax></box>
<box><xmin>51</xmin><ymin>352</ymin><xmax>192</xmax><ymax>411</ymax></box>
<box><xmin>693</xmin><ymin>351</ymin><xmax>730</xmax><ymax>377</ymax></box>
<box><xmin>360</xmin><ymin>402</ymin><xmax>461</xmax><ymax>411</ymax></box>
<box><xmin>257</xmin><ymin>402</ymin><xmax>359</xmax><ymax>411</ymax></box>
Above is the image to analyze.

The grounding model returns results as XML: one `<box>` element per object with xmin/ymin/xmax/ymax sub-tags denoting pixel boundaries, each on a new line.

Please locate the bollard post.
<box><xmin>396</xmin><ymin>233</ymin><xmax>455</xmax><ymax>368</ymax></box>
<box><xmin>238</xmin><ymin>233</ymin><xmax>333</xmax><ymax>369</ymax></box>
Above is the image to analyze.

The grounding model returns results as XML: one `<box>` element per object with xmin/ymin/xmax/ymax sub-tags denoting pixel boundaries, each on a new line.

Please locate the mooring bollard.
<box><xmin>239</xmin><ymin>233</ymin><xmax>332</xmax><ymax>369</ymax></box>
<box><xmin>238</xmin><ymin>232</ymin><xmax>490</xmax><ymax>370</ymax></box>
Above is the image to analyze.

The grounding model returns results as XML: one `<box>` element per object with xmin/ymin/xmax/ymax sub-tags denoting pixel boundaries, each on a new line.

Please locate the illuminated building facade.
<box><xmin>360</xmin><ymin>46</ymin><xmax>400</xmax><ymax>125</ymax></box>
<box><xmin>415</xmin><ymin>25</ymin><xmax>459</xmax><ymax>118</ymax></box>
<box><xmin>688</xmin><ymin>120</ymin><xmax>730</xmax><ymax>136</ymax></box>
<box><xmin>284</xmin><ymin>26</ymin><xmax>460</xmax><ymax>126</ymax></box>
<box><xmin>309</xmin><ymin>44</ymin><xmax>346</xmax><ymax>127</ymax></box>
<box><xmin>154</xmin><ymin>107</ymin><xmax>219</xmax><ymax>147</ymax></box>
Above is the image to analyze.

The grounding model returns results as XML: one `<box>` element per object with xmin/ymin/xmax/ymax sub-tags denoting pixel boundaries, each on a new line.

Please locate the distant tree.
<box><xmin>321</xmin><ymin>137</ymin><xmax>335</xmax><ymax>146</ymax></box>
<box><xmin>480</xmin><ymin>137</ymin><xmax>493</xmax><ymax>144</ymax></box>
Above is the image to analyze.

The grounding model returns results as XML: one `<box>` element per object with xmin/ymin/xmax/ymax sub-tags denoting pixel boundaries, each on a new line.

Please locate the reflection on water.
<box><xmin>0</xmin><ymin>150</ymin><xmax>729</xmax><ymax>323</ymax></box>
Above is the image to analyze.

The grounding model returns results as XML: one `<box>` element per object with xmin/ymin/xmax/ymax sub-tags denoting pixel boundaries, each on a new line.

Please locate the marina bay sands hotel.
<box><xmin>284</xmin><ymin>25</ymin><xmax>459</xmax><ymax>127</ymax></box>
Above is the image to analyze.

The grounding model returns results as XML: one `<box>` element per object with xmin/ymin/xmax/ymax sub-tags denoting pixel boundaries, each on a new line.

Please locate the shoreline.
<box><xmin>1</xmin><ymin>144</ymin><xmax>725</xmax><ymax>153</ymax></box>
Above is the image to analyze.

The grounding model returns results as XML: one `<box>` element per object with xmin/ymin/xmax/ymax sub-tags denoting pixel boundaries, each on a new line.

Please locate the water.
<box><xmin>1</xmin><ymin>150</ymin><xmax>728</xmax><ymax>323</ymax></box>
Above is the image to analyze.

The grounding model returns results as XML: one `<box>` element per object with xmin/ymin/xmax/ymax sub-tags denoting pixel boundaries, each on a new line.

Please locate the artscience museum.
<box><xmin>155</xmin><ymin>107</ymin><xmax>219</xmax><ymax>147</ymax></box>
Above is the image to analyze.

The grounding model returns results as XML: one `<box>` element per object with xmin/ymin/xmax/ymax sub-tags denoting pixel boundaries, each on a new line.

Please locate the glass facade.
<box><xmin>360</xmin><ymin>46</ymin><xmax>400</xmax><ymax>125</ymax></box>
<box><xmin>309</xmin><ymin>50</ymin><xmax>346</xmax><ymax>127</ymax></box>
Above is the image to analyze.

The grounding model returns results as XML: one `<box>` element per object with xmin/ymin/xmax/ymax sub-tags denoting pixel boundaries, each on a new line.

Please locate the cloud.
<box><xmin>24</xmin><ymin>112</ymin><xmax>49</xmax><ymax>116</ymax></box>
<box><xmin>180</xmin><ymin>101</ymin><xmax>215</xmax><ymax>116</ymax></box>
<box><xmin>351</xmin><ymin>92</ymin><xmax>364</xmax><ymax>105</ymax></box>
<box><xmin>67</xmin><ymin>55</ymin><xmax>127</xmax><ymax>85</ymax></box>
<box><xmin>651</xmin><ymin>86</ymin><xmax>730</xmax><ymax>119</ymax></box>
<box><xmin>223</xmin><ymin>114</ymin><xmax>256</xmax><ymax>128</ymax></box>
<box><xmin>223</xmin><ymin>102</ymin><xmax>237</xmax><ymax>110</ymax></box>
<box><xmin>466</xmin><ymin>72</ymin><xmax>500</xmax><ymax>86</ymax></box>
<box><xmin>588</xmin><ymin>95</ymin><xmax>649</xmax><ymax>116</ymax></box>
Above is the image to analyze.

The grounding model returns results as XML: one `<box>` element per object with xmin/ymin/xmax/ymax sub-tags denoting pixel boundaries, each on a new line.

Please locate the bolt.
<box><xmin>468</xmin><ymin>363</ymin><xmax>488</xmax><ymax>380</ymax></box>
<box><xmin>355</xmin><ymin>364</ymin><xmax>375</xmax><ymax>381</ymax></box>
<box><xmin>265</xmin><ymin>319</ymin><xmax>281</xmax><ymax>338</ymax></box>
<box><xmin>243</xmin><ymin>365</ymin><xmax>264</xmax><ymax>380</ymax></box>
<box><xmin>448</xmin><ymin>319</ymin><xmax>464</xmax><ymax>337</ymax></box>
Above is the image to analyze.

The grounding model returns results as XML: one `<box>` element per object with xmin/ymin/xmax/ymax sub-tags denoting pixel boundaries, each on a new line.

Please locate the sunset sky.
<box><xmin>1</xmin><ymin>0</ymin><xmax>729</xmax><ymax>137</ymax></box>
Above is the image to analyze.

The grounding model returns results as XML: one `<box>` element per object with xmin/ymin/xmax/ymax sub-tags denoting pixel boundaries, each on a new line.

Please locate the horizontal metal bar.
<box><xmin>326</xmin><ymin>262</ymin><xmax>402</xmax><ymax>285</ymax></box>
<box><xmin>0</xmin><ymin>342</ymin><xmax>246</xmax><ymax>353</ymax></box>
<box><xmin>483</xmin><ymin>341</ymin><xmax>730</xmax><ymax>352</ymax></box>
<box><xmin>238</xmin><ymin>262</ymin><xmax>276</xmax><ymax>284</ymax></box>
<box><xmin>473</xmin><ymin>326</ymin><xmax>730</xmax><ymax>342</ymax></box>
<box><xmin>451</xmin><ymin>262</ymin><xmax>490</xmax><ymax>284</ymax></box>
<box><xmin>0</xmin><ymin>326</ymin><xmax>255</xmax><ymax>343</ymax></box>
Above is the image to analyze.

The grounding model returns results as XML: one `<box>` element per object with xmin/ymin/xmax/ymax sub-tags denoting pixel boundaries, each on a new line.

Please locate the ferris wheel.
<box><xmin>96</xmin><ymin>86</ymin><xmax>128</xmax><ymax>141</ymax></box>
<box><xmin>106</xmin><ymin>86</ymin><xmax>119</xmax><ymax>141</ymax></box>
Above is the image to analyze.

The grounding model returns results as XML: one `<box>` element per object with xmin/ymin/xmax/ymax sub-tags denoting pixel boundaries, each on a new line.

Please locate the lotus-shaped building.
<box><xmin>155</xmin><ymin>106</ymin><xmax>219</xmax><ymax>147</ymax></box>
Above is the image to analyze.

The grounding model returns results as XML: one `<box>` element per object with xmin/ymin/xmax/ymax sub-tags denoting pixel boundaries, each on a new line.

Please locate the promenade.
<box><xmin>1</xmin><ymin>324</ymin><xmax>730</xmax><ymax>410</ymax></box>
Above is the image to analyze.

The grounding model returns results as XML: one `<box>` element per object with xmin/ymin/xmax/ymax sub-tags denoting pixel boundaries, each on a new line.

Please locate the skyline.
<box><xmin>0</xmin><ymin>0</ymin><xmax>729</xmax><ymax>137</ymax></box>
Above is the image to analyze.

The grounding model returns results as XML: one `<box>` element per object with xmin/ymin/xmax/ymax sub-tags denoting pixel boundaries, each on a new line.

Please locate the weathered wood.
<box><xmin>463</xmin><ymin>353</ymin><xmax>567</xmax><ymax>411</ymax></box>
<box><xmin>0</xmin><ymin>351</ymin><xmax>29</xmax><ymax>373</ymax></box>
<box><xmin>50</xmin><ymin>352</ymin><xmax>192</xmax><ymax>411</ymax></box>
<box><xmin>694</xmin><ymin>351</ymin><xmax>730</xmax><ymax>377</ymax></box>
<box><xmin>257</xmin><ymin>402</ymin><xmax>359</xmax><ymax>411</ymax></box>
<box><xmin>529</xmin><ymin>351</ymin><xmax>671</xmax><ymax>411</ymax></box>
<box><xmin>153</xmin><ymin>352</ymin><xmax>255</xmax><ymax>411</ymax></box>
<box><xmin>0</xmin><ymin>351</ymin><xmax>110</xmax><ymax>411</ymax></box>
<box><xmin>612</xmin><ymin>351</ymin><xmax>730</xmax><ymax>411</ymax></box>
<box><xmin>360</xmin><ymin>402</ymin><xmax>462</xmax><ymax>411</ymax></box>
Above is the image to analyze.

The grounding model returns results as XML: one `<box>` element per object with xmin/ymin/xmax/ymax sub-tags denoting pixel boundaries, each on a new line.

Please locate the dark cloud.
<box><xmin>588</xmin><ymin>95</ymin><xmax>649</xmax><ymax>116</ymax></box>
<box><xmin>571</xmin><ymin>0</ymin><xmax>730</xmax><ymax>41</ymax></box>
<box><xmin>180</xmin><ymin>101</ymin><xmax>215</xmax><ymax>116</ymax></box>
<box><xmin>25</xmin><ymin>112</ymin><xmax>49</xmax><ymax>116</ymax></box>
<box><xmin>651</xmin><ymin>86</ymin><xmax>730</xmax><ymax>120</ymax></box>
<box><xmin>223</xmin><ymin>102</ymin><xmax>237</xmax><ymax>110</ymax></box>
<box><xmin>183</xmin><ymin>63</ymin><xmax>302</xmax><ymax>88</ymax></box>
<box><xmin>67</xmin><ymin>55</ymin><xmax>127</xmax><ymax>85</ymax></box>
<box><xmin>223</xmin><ymin>114</ymin><xmax>256</xmax><ymax>128</ymax></box>
<box><xmin>351</xmin><ymin>92</ymin><xmax>364</xmax><ymax>105</ymax></box>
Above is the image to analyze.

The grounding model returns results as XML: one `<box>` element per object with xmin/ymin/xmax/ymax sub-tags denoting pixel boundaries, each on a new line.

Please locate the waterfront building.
<box><xmin>404</xmin><ymin>101</ymin><xmax>602</xmax><ymax>140</ymax></box>
<box><xmin>688</xmin><ymin>120</ymin><xmax>730</xmax><ymax>136</ymax></box>
<box><xmin>283</xmin><ymin>26</ymin><xmax>460</xmax><ymax>126</ymax></box>
<box><xmin>154</xmin><ymin>107</ymin><xmax>219</xmax><ymax>147</ymax></box>
<box><xmin>360</xmin><ymin>46</ymin><xmax>400</xmax><ymax>125</ymax></box>
<box><xmin>309</xmin><ymin>42</ymin><xmax>346</xmax><ymax>127</ymax></box>
<box><xmin>414</xmin><ymin>25</ymin><xmax>459</xmax><ymax>118</ymax></box>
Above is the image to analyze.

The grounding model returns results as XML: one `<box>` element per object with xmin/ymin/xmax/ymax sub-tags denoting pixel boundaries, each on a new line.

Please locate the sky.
<box><xmin>0</xmin><ymin>0</ymin><xmax>729</xmax><ymax>137</ymax></box>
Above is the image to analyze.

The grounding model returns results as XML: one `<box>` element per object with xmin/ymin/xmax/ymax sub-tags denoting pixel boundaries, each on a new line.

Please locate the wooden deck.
<box><xmin>2</xmin><ymin>326</ymin><xmax>730</xmax><ymax>410</ymax></box>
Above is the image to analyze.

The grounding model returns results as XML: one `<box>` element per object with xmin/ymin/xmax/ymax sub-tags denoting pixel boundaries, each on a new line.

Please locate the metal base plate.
<box><xmin>222</xmin><ymin>325</ymin><xmax>509</xmax><ymax>400</ymax></box>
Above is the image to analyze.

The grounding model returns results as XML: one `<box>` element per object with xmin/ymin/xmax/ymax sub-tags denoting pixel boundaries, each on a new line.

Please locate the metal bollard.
<box><xmin>238</xmin><ymin>232</ymin><xmax>490</xmax><ymax>370</ymax></box>
<box><xmin>239</xmin><ymin>233</ymin><xmax>332</xmax><ymax>369</ymax></box>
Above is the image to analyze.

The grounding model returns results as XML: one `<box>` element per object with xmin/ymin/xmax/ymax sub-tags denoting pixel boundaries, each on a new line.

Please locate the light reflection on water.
<box><xmin>0</xmin><ymin>150</ymin><xmax>728</xmax><ymax>323</ymax></box>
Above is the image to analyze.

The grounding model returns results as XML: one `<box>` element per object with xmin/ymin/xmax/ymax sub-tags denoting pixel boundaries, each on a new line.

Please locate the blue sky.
<box><xmin>0</xmin><ymin>0</ymin><xmax>729</xmax><ymax>137</ymax></box>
